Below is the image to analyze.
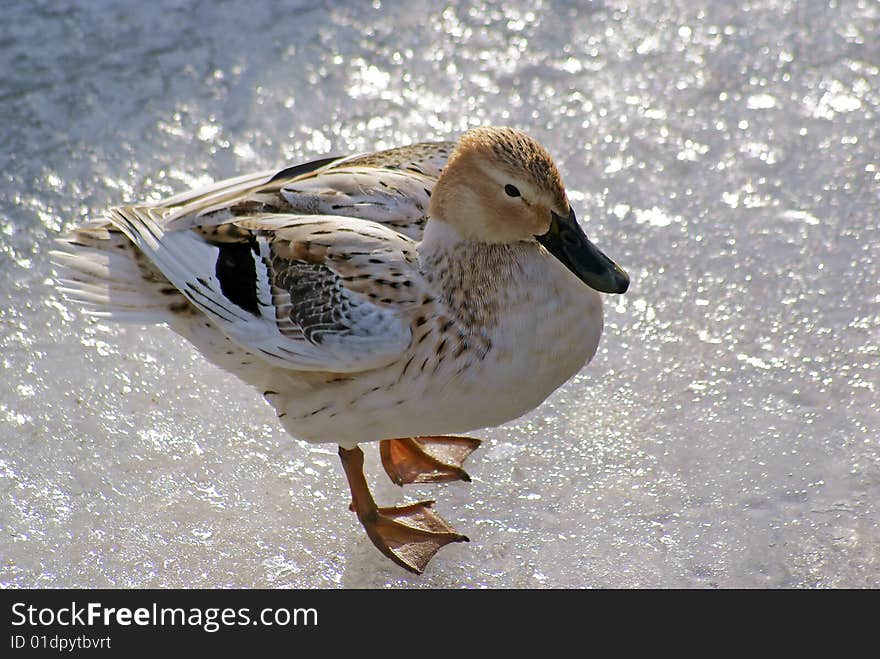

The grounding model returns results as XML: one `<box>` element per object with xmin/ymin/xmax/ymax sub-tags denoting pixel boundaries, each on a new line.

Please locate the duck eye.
<box><xmin>504</xmin><ymin>184</ymin><xmax>521</xmax><ymax>198</ymax></box>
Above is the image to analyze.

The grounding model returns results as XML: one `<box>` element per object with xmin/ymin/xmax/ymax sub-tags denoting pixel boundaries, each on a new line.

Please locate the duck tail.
<box><xmin>50</xmin><ymin>214</ymin><xmax>183</xmax><ymax>324</ymax></box>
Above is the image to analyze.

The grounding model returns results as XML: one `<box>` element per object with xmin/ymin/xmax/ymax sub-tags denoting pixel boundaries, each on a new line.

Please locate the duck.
<box><xmin>52</xmin><ymin>126</ymin><xmax>629</xmax><ymax>574</ymax></box>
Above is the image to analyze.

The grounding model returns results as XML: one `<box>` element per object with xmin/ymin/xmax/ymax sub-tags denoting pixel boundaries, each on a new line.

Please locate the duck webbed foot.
<box><xmin>339</xmin><ymin>445</ymin><xmax>468</xmax><ymax>574</ymax></box>
<box><xmin>379</xmin><ymin>436</ymin><xmax>482</xmax><ymax>486</ymax></box>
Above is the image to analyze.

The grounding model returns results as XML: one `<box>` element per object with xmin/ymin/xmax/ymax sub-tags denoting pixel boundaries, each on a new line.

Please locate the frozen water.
<box><xmin>1</xmin><ymin>0</ymin><xmax>878</xmax><ymax>588</ymax></box>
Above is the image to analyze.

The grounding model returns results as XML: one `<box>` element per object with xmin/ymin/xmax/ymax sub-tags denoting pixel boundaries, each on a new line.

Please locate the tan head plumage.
<box><xmin>429</xmin><ymin>126</ymin><xmax>571</xmax><ymax>243</ymax></box>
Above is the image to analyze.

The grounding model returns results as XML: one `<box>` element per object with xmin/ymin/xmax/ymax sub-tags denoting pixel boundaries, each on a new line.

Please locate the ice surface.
<box><xmin>1</xmin><ymin>0</ymin><xmax>878</xmax><ymax>588</ymax></box>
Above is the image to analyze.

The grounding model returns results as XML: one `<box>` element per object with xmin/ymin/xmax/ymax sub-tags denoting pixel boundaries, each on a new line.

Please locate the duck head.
<box><xmin>429</xmin><ymin>126</ymin><xmax>629</xmax><ymax>294</ymax></box>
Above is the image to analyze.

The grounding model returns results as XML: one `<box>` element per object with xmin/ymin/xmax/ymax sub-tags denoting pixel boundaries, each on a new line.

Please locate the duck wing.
<box><xmin>153</xmin><ymin>141</ymin><xmax>455</xmax><ymax>240</ymax></box>
<box><xmin>106</xmin><ymin>205</ymin><xmax>424</xmax><ymax>374</ymax></box>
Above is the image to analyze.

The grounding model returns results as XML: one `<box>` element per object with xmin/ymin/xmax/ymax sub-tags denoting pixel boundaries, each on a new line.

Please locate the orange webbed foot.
<box><xmin>339</xmin><ymin>445</ymin><xmax>468</xmax><ymax>574</ymax></box>
<box><xmin>380</xmin><ymin>436</ymin><xmax>482</xmax><ymax>486</ymax></box>
<box><xmin>362</xmin><ymin>501</ymin><xmax>468</xmax><ymax>574</ymax></box>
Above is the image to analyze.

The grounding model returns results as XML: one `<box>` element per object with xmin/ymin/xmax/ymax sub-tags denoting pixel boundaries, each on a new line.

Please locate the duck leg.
<box><xmin>339</xmin><ymin>445</ymin><xmax>468</xmax><ymax>574</ymax></box>
<box><xmin>379</xmin><ymin>436</ymin><xmax>482</xmax><ymax>486</ymax></box>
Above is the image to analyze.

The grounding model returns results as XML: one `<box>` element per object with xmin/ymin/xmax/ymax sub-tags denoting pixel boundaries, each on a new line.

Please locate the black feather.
<box><xmin>215</xmin><ymin>242</ymin><xmax>260</xmax><ymax>315</ymax></box>
<box><xmin>267</xmin><ymin>156</ymin><xmax>343</xmax><ymax>184</ymax></box>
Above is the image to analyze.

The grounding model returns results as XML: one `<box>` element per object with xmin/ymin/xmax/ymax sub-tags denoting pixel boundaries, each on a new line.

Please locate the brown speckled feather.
<box><xmin>156</xmin><ymin>142</ymin><xmax>455</xmax><ymax>240</ymax></box>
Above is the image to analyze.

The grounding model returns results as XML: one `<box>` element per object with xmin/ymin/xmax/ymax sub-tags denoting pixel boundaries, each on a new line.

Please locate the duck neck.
<box><xmin>418</xmin><ymin>218</ymin><xmax>530</xmax><ymax>330</ymax></box>
<box><xmin>419</xmin><ymin>217</ymin><xmax>470</xmax><ymax>255</ymax></box>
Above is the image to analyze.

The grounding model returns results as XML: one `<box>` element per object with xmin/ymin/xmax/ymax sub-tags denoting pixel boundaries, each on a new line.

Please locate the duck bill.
<box><xmin>536</xmin><ymin>209</ymin><xmax>629</xmax><ymax>294</ymax></box>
